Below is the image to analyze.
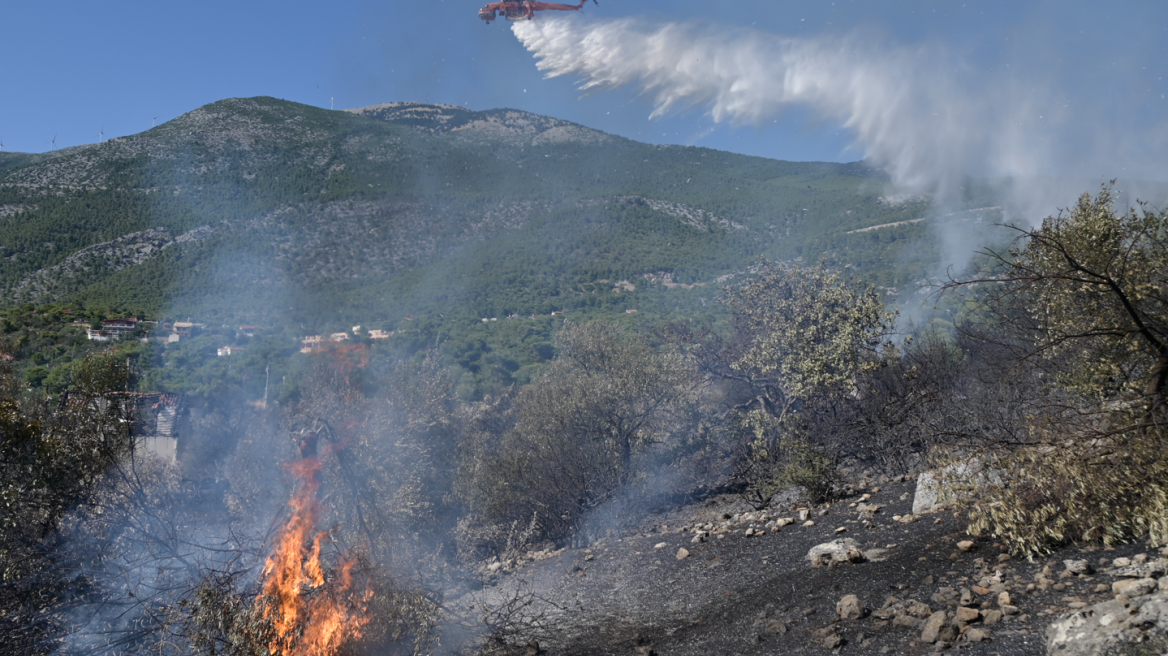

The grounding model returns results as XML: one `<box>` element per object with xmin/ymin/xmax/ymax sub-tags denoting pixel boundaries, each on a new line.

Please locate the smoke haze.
<box><xmin>513</xmin><ymin>15</ymin><xmax>1168</xmax><ymax>219</ymax></box>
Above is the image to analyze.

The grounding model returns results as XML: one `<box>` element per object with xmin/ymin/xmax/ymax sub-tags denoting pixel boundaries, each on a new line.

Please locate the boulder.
<box><xmin>1047</xmin><ymin>592</ymin><xmax>1168</xmax><ymax>656</ymax></box>
<box><xmin>913</xmin><ymin>460</ymin><xmax>1002</xmax><ymax>515</ymax></box>
<box><xmin>807</xmin><ymin>538</ymin><xmax>866</xmax><ymax>567</ymax></box>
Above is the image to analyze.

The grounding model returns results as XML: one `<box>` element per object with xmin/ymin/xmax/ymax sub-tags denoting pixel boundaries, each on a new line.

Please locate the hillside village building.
<box><xmin>102</xmin><ymin>318</ymin><xmax>139</xmax><ymax>334</ymax></box>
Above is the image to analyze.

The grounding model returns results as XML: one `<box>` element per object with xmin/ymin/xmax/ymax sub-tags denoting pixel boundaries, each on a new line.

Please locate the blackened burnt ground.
<box><xmin>450</xmin><ymin>478</ymin><xmax>1153</xmax><ymax>656</ymax></box>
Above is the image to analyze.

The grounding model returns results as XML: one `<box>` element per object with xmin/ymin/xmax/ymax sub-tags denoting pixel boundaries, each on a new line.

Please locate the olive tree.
<box><xmin>718</xmin><ymin>262</ymin><xmax>896</xmax><ymax>503</ymax></box>
<box><xmin>945</xmin><ymin>186</ymin><xmax>1168</xmax><ymax>555</ymax></box>
<box><xmin>972</xmin><ymin>186</ymin><xmax>1168</xmax><ymax>410</ymax></box>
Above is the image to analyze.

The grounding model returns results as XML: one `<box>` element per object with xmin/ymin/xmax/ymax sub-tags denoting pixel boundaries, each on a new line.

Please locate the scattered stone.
<box><xmin>774</xmin><ymin>517</ymin><xmax>794</xmax><ymax>528</ymax></box>
<box><xmin>1112</xmin><ymin>557</ymin><xmax>1133</xmax><ymax>568</ymax></box>
<box><xmin>1063</xmin><ymin>559</ymin><xmax>1094</xmax><ymax>576</ymax></box>
<box><xmin>997</xmin><ymin>592</ymin><xmax>1012</xmax><ymax>607</ymax></box>
<box><xmin>1000</xmin><ymin>605</ymin><xmax>1020</xmax><ymax>616</ymax></box>
<box><xmin>653</xmin><ymin>542</ymin><xmax>667</xmax><ymax>549</ymax></box>
<box><xmin>807</xmin><ymin>538</ymin><xmax>867</xmax><ymax>567</ymax></box>
<box><xmin>1112</xmin><ymin>578</ymin><xmax>1157</xmax><ymax>598</ymax></box>
<box><xmin>920</xmin><ymin>611</ymin><xmax>951</xmax><ymax>643</ymax></box>
<box><xmin>966</xmin><ymin>627</ymin><xmax>990</xmax><ymax>642</ymax></box>
<box><xmin>1114</xmin><ymin>562</ymin><xmax>1167</xmax><ymax>579</ymax></box>
<box><xmin>972</xmin><ymin>585</ymin><xmax>990</xmax><ymax>596</ymax></box>
<box><xmin>526</xmin><ymin>640</ymin><xmax>541</xmax><ymax>656</ymax></box>
<box><xmin>813</xmin><ymin>627</ymin><xmax>843</xmax><ymax>649</ymax></box>
<box><xmin>765</xmin><ymin>619</ymin><xmax>788</xmax><ymax>635</ymax></box>
<box><xmin>956</xmin><ymin>606</ymin><xmax>980</xmax><ymax>623</ymax></box>
<box><xmin>982</xmin><ymin>610</ymin><xmax>1003</xmax><ymax>625</ymax></box>
<box><xmin>797</xmin><ymin>509</ymin><xmax>810</xmax><ymax>522</ymax></box>
<box><xmin>892</xmin><ymin>615</ymin><xmax>923</xmax><ymax>630</ymax></box>
<box><xmin>997</xmin><ymin>553</ymin><xmax>1011</xmax><ymax>563</ymax></box>
<box><xmin>835</xmin><ymin>527</ymin><xmax>848</xmax><ymax>534</ymax></box>
<box><xmin>675</xmin><ymin>548</ymin><xmax>690</xmax><ymax>561</ymax></box>
<box><xmin>837</xmin><ymin>594</ymin><xmax>866</xmax><ymax>620</ymax></box>
<box><xmin>802</xmin><ymin>520</ymin><xmax>816</xmax><ymax>527</ymax></box>
<box><xmin>957</xmin><ymin>540</ymin><xmax>975</xmax><ymax>552</ymax></box>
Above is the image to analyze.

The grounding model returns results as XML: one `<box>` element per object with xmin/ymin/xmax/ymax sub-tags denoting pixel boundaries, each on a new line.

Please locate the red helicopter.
<box><xmin>479</xmin><ymin>0</ymin><xmax>597</xmax><ymax>23</ymax></box>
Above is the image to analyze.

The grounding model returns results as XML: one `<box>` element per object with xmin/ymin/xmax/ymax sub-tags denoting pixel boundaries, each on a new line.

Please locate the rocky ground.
<box><xmin>448</xmin><ymin>476</ymin><xmax>1168</xmax><ymax>655</ymax></box>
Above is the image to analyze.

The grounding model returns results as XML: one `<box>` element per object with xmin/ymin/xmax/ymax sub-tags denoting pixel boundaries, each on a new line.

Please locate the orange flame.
<box><xmin>258</xmin><ymin>455</ymin><xmax>371</xmax><ymax>656</ymax></box>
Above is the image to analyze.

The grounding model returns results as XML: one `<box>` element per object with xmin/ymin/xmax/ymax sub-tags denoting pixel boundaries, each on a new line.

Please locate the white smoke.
<box><xmin>512</xmin><ymin>16</ymin><xmax>1167</xmax><ymax>216</ymax></box>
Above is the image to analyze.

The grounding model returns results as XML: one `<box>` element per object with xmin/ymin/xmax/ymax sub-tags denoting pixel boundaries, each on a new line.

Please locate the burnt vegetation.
<box><xmin>1</xmin><ymin>97</ymin><xmax>1167</xmax><ymax>655</ymax></box>
<box><xmin>4</xmin><ymin>185</ymin><xmax>1167</xmax><ymax>654</ymax></box>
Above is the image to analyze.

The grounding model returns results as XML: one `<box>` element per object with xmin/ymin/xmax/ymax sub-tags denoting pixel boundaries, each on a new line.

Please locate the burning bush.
<box><xmin>180</xmin><ymin>448</ymin><xmax>440</xmax><ymax>656</ymax></box>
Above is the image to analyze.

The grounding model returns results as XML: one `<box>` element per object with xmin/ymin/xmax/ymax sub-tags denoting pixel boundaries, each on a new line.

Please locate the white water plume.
<box><xmin>513</xmin><ymin>16</ymin><xmax>1165</xmax><ymax>213</ymax></box>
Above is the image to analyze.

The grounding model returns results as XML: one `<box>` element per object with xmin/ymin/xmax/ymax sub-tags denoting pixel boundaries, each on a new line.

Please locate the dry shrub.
<box><xmin>960</xmin><ymin>424</ymin><xmax>1168</xmax><ymax>558</ymax></box>
<box><xmin>456</xmin><ymin>321</ymin><xmax>697</xmax><ymax>550</ymax></box>
<box><xmin>733</xmin><ymin>408</ymin><xmax>836</xmax><ymax>507</ymax></box>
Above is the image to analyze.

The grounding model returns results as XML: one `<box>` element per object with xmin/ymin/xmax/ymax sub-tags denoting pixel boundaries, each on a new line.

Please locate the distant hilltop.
<box><xmin>345</xmin><ymin>101</ymin><xmax>610</xmax><ymax>144</ymax></box>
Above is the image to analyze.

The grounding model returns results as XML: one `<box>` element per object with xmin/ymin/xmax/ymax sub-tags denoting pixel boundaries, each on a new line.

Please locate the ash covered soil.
<box><xmin>448</xmin><ymin>477</ymin><xmax>1159</xmax><ymax>655</ymax></box>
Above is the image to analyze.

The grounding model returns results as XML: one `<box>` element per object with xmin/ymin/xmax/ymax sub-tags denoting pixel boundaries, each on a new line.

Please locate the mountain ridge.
<box><xmin>0</xmin><ymin>96</ymin><xmax>946</xmax><ymax>328</ymax></box>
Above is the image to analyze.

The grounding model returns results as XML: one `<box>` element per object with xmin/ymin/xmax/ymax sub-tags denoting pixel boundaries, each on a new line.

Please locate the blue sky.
<box><xmin>2</xmin><ymin>0</ymin><xmax>1165</xmax><ymax>172</ymax></box>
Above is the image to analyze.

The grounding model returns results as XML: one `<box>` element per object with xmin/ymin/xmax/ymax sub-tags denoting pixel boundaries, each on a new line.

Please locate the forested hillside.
<box><xmin>0</xmin><ymin>97</ymin><xmax>981</xmax><ymax>324</ymax></box>
<box><xmin>0</xmin><ymin>97</ymin><xmax>1012</xmax><ymax>401</ymax></box>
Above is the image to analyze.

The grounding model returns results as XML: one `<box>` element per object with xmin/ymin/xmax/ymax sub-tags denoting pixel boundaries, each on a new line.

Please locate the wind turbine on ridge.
<box><xmin>153</xmin><ymin>117</ymin><xmax>158</xmax><ymax>127</ymax></box>
<box><xmin>51</xmin><ymin>134</ymin><xmax>57</xmax><ymax>151</ymax></box>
